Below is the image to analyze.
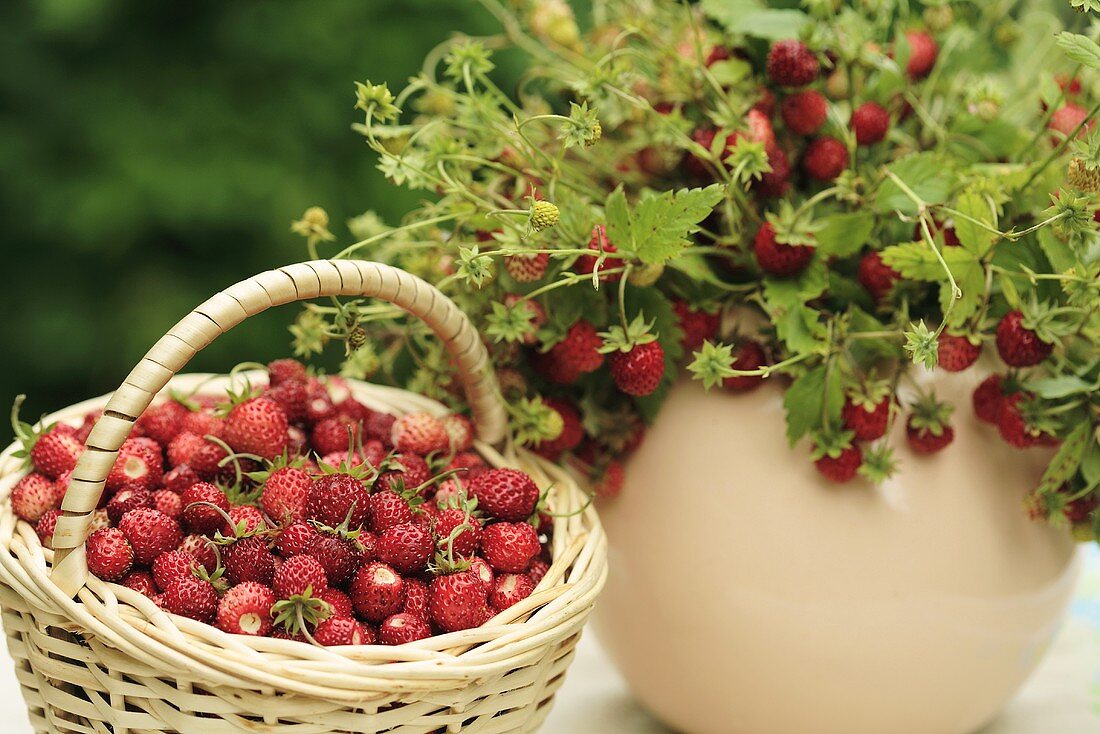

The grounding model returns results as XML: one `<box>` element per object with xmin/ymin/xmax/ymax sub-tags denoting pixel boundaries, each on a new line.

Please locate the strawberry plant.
<box><xmin>285</xmin><ymin>0</ymin><xmax>1099</xmax><ymax>541</ymax></box>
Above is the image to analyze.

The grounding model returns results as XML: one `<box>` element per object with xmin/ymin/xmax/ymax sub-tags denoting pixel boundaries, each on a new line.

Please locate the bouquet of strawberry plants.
<box><xmin>290</xmin><ymin>0</ymin><xmax>1100</xmax><ymax>541</ymax></box>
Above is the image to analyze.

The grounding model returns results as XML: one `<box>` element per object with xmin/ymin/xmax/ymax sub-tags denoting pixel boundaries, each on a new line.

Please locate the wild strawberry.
<box><xmin>86</xmin><ymin>528</ymin><xmax>134</xmax><ymax>582</ymax></box>
<box><xmin>306</xmin><ymin>473</ymin><xmax>371</xmax><ymax>528</ymax></box>
<box><xmin>319</xmin><ymin>588</ymin><xmax>354</xmax><ymax>617</ymax></box>
<box><xmin>528</xmin><ymin>558</ymin><xmax>550</xmax><ymax>586</ymax></box>
<box><xmin>723</xmin><ymin>339</ymin><xmax>768</xmax><ymax>392</ymax></box>
<box><xmin>857</xmin><ymin>251</ymin><xmax>901</xmax><ymax>301</ymax></box>
<box><xmin>260</xmin><ymin>467</ymin><xmax>311</xmax><ymax>525</ymax></box>
<box><xmin>162</xmin><ymin>576</ymin><xmax>218</xmax><ymax>622</ymax></box>
<box><xmin>268</xmin><ymin>358</ymin><xmax>307</xmax><ymax>386</ymax></box>
<box><xmin>368</xmin><ymin>490</ymin><xmax>414</xmax><ymax>533</ymax></box>
<box><xmin>468</xmin><ymin>469</ymin><xmax>540</xmax><ymax>522</ymax></box>
<box><xmin>841</xmin><ymin>386</ymin><xmax>892</xmax><ymax>442</ymax></box>
<box><xmin>180</xmin><ymin>409</ymin><xmax>224</xmax><ymax>438</ymax></box>
<box><xmin>105</xmin><ymin>485</ymin><xmax>152</xmax><ymax>525</ymax></box>
<box><xmin>903</xmin><ymin>30</ymin><xmax>938</xmax><ymax>79</ymax></box>
<box><xmin>504</xmin><ymin>252</ymin><xmax>550</xmax><ymax>283</ymax></box>
<box><xmin>995</xmin><ymin>310</ymin><xmax>1053</xmax><ymax>367</ymax></box>
<box><xmin>307</xmin><ymin>534</ymin><xmax>362</xmax><ymax>586</ymax></box>
<box><xmin>402</xmin><ymin>577</ymin><xmax>429</xmax><ymax>618</ymax></box>
<box><xmin>489</xmin><ymin>573</ymin><xmax>536</xmax><ymax>612</ymax></box>
<box><xmin>756</xmin><ymin>144</ymin><xmax>791</xmax><ymax>198</ymax></box>
<box><xmin>364</xmin><ymin>411</ymin><xmax>396</xmax><ymax>445</ymax></box>
<box><xmin>972</xmin><ymin>375</ymin><xmax>1006</xmax><ymax>424</ymax></box>
<box><xmin>592</xmin><ymin>460</ymin><xmax>625</xmax><ymax>498</ymax></box>
<box><xmin>754</xmin><ymin>222</ymin><xmax>813</xmax><ymax>276</ymax></box>
<box><xmin>273</xmin><ymin>555</ymin><xmax>328</xmax><ymax>599</ymax></box>
<box><xmin>311</xmin><ymin>418</ymin><xmax>359</xmax><ymax>457</ymax></box>
<box><xmin>781</xmin><ymin>90</ymin><xmax>827</xmax><ymax>135</ymax></box>
<box><xmin>852</xmin><ymin>102</ymin><xmax>890</xmax><ymax>145</ymax></box>
<box><xmin>74</xmin><ymin>410</ymin><xmax>99</xmax><ymax>443</ymax></box>
<box><xmin>433</xmin><ymin>506</ymin><xmax>483</xmax><ymax>558</ymax></box>
<box><xmin>122</xmin><ymin>571</ymin><xmax>157</xmax><ymax>598</ymax></box>
<box><xmin>223</xmin><ymin>397</ymin><xmax>288</xmax><ymax>460</ymax></box>
<box><xmin>937</xmin><ymin>332</ymin><xmax>981</xmax><ymax>372</ymax></box>
<box><xmin>673</xmin><ymin>300</ymin><xmax>720</xmax><ymax>353</ymax></box>
<box><xmin>467</xmin><ymin>557</ymin><xmax>496</xmax><ymax>591</ymax></box>
<box><xmin>1049</xmin><ymin>103</ymin><xmax>1090</xmax><ymax>142</ymax></box>
<box><xmin>480</xmin><ymin>522</ymin><xmax>541</xmax><ymax>573</ymax></box>
<box><xmin>531</xmin><ymin>398</ymin><xmax>584</xmax><ymax>460</ymax></box>
<box><xmin>906</xmin><ymin>395</ymin><xmax>955</xmax><ymax>455</ymax></box>
<box><xmin>997</xmin><ymin>393</ymin><xmax>1047</xmax><ymax>449</ymax></box>
<box><xmin>609</xmin><ymin>341</ymin><xmax>666</xmax><ymax>397</ymax></box>
<box><xmin>152</xmin><ymin>489</ymin><xmax>183</xmax><ymax>520</ymax></box>
<box><xmin>119</xmin><ymin>508</ymin><xmax>183</xmax><ymax>565</ymax></box>
<box><xmin>314</xmin><ymin>616</ymin><xmax>374</xmax><ymax>646</ymax></box>
<box><xmin>179</xmin><ymin>534</ymin><xmax>218</xmax><ymax>573</ymax></box>
<box><xmin>374</xmin><ymin>453</ymin><xmax>431</xmax><ymax>495</ymax></box>
<box><xmin>10</xmin><ymin>473</ymin><xmax>63</xmax><ymax>522</ymax></box>
<box><xmin>181</xmin><ymin>482</ymin><xmax>230</xmax><ymax>535</ymax></box>
<box><xmin>766</xmin><ymin>40</ymin><xmax>819</xmax><ymax>87</ymax></box>
<box><xmin>30</xmin><ymin>429</ymin><xmax>82</xmax><ymax>480</ymax></box>
<box><xmin>304</xmin><ymin>381</ymin><xmax>337</xmax><ymax>425</ymax></box>
<box><xmin>265</xmin><ymin>379</ymin><xmax>308</xmax><ymax>423</ymax></box>
<box><xmin>162</xmin><ymin>465</ymin><xmax>200</xmax><ymax>495</ymax></box>
<box><xmin>136</xmin><ymin>400</ymin><xmax>188</xmax><ymax>445</ymax></box>
<box><xmin>575</xmin><ymin>225</ymin><xmax>623</xmax><ymax>282</ymax></box>
<box><xmin>442</xmin><ymin>414</ymin><xmax>474</xmax><ymax>453</ymax></box>
<box><xmin>350</xmin><ymin>561</ymin><xmax>406</xmax><ymax>623</ymax></box>
<box><xmin>105</xmin><ymin>438</ymin><xmax>164</xmax><ymax>492</ymax></box>
<box><xmin>224</xmin><ymin>536</ymin><xmax>277</xmax><ymax>586</ymax></box>
<box><xmin>35</xmin><ymin>509</ymin><xmax>60</xmax><ymax>547</ymax></box>
<box><xmin>547</xmin><ymin>320</ymin><xmax>605</xmax><ymax>375</ymax></box>
<box><xmin>275</xmin><ymin>521</ymin><xmax>321</xmax><ymax>557</ymax></box>
<box><xmin>429</xmin><ymin>570</ymin><xmax>491</xmax><ymax>633</ymax></box>
<box><xmin>391</xmin><ymin>411</ymin><xmax>450</xmax><ymax>455</ymax></box>
<box><xmin>152</xmin><ymin>550</ymin><xmax>198</xmax><ymax>591</ymax></box>
<box><xmin>812</xmin><ymin>439</ymin><xmax>863</xmax><ymax>483</ymax></box>
<box><xmin>803</xmin><ymin>136</ymin><xmax>849</xmax><ymax>181</ymax></box>
<box><xmin>168</xmin><ymin>433</ymin><xmax>220</xmax><ymax>477</ymax></box>
<box><xmin>379</xmin><ymin>612</ymin><xmax>432</xmax><ymax>645</ymax></box>
<box><xmin>376</xmin><ymin>522</ymin><xmax>433</xmax><ymax>575</ymax></box>
<box><xmin>216</xmin><ymin>581</ymin><xmax>275</xmax><ymax>636</ymax></box>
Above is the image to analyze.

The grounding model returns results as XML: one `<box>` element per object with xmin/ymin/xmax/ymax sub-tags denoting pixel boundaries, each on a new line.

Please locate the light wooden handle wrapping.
<box><xmin>50</xmin><ymin>260</ymin><xmax>507</xmax><ymax>596</ymax></box>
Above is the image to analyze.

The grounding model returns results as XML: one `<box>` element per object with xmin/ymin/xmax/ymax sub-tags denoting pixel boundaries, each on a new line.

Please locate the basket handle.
<box><xmin>49</xmin><ymin>260</ymin><xmax>507</xmax><ymax>596</ymax></box>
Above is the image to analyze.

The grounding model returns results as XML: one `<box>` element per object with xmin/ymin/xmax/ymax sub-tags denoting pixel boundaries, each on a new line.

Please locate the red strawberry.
<box><xmin>754</xmin><ymin>222</ymin><xmax>813</xmax><ymax>276</ymax></box>
<box><xmin>972</xmin><ymin>375</ymin><xmax>1006</xmax><ymax>424</ymax></box>
<box><xmin>433</xmin><ymin>506</ymin><xmax>483</xmax><ymax>558</ymax></box>
<box><xmin>122</xmin><ymin>570</ymin><xmax>157</xmax><ymax>597</ymax></box>
<box><xmin>937</xmin><ymin>332</ymin><xmax>981</xmax><ymax>372</ymax></box>
<box><xmin>852</xmin><ymin>102</ymin><xmax>890</xmax><ymax>145</ymax></box>
<box><xmin>224</xmin><ymin>536</ymin><xmax>277</xmax><ymax>586</ymax></box>
<box><xmin>995</xmin><ymin>310</ymin><xmax>1053</xmax><ymax>367</ymax></box>
<box><xmin>319</xmin><ymin>588</ymin><xmax>354</xmax><ymax>618</ymax></box>
<box><xmin>673</xmin><ymin>300</ymin><xmax>720</xmax><ymax>353</ymax></box>
<box><xmin>350</xmin><ymin>561</ymin><xmax>405</xmax><ymax>623</ymax></box>
<box><xmin>766</xmin><ymin>40</ymin><xmax>819</xmax><ymax>87</ymax></box>
<box><xmin>162</xmin><ymin>576</ymin><xmax>218</xmax><ymax>622</ymax></box>
<box><xmin>216</xmin><ymin>581</ymin><xmax>275</xmax><ymax>636</ymax></box>
<box><xmin>997</xmin><ymin>393</ymin><xmax>1048</xmax><ymax>449</ymax></box>
<box><xmin>402</xmin><ymin>577</ymin><xmax>429</xmax><ymax>618</ymax></box>
<box><xmin>391</xmin><ymin>411</ymin><xmax>450</xmax><ymax>455</ymax></box>
<box><xmin>313</xmin><ymin>616</ymin><xmax>374</xmax><ymax>646</ymax></box>
<box><xmin>180</xmin><ymin>409</ymin><xmax>224</xmax><ymax>438</ymax></box>
<box><xmin>305</xmin><ymin>473</ymin><xmax>370</xmax><ymax>528</ymax></box>
<box><xmin>152</xmin><ymin>489</ymin><xmax>183</xmax><ymax>520</ymax></box>
<box><xmin>106</xmin><ymin>485</ymin><xmax>153</xmax><ymax>525</ymax></box>
<box><xmin>489</xmin><ymin>573</ymin><xmax>535</xmax><ymax>612</ymax></box>
<box><xmin>260</xmin><ymin>467</ymin><xmax>311</xmax><ymax>525</ymax></box>
<box><xmin>152</xmin><ymin>550</ymin><xmax>198</xmax><ymax>591</ymax></box>
<box><xmin>781</xmin><ymin>90</ymin><xmax>827</xmax><ymax>135</ymax></box>
<box><xmin>531</xmin><ymin>398</ymin><xmax>584</xmax><ymax>460</ymax></box>
<box><xmin>265</xmin><ymin>379</ymin><xmax>308</xmax><ymax>423</ymax></box>
<box><xmin>1049</xmin><ymin>103</ymin><xmax>1090</xmax><ymax>142</ymax></box>
<box><xmin>480</xmin><ymin>521</ymin><xmax>541</xmax><ymax>573</ymax></box>
<box><xmin>374</xmin><ymin>454</ymin><xmax>431</xmax><ymax>495</ymax></box>
<box><xmin>86</xmin><ymin>528</ymin><xmax>134</xmax><ymax>582</ymax></box>
<box><xmin>905</xmin><ymin>394</ymin><xmax>955</xmax><ymax>455</ymax></box>
<box><xmin>547</xmin><ymin>320</ymin><xmax>605</xmax><ymax>375</ymax></box>
<box><xmin>223</xmin><ymin>397</ymin><xmax>288</xmax><ymax>460</ymax></box>
<box><xmin>311</xmin><ymin>418</ymin><xmax>359</xmax><ymax>457</ymax></box>
<box><xmin>273</xmin><ymin>555</ymin><xmax>328</xmax><ymax>599</ymax></box>
<box><xmin>364</xmin><ymin>411</ymin><xmax>396</xmax><ymax>445</ymax></box>
<box><xmin>756</xmin><ymin>144</ymin><xmax>792</xmax><ymax>198</ymax></box>
<box><xmin>379</xmin><ymin>612</ymin><xmax>432</xmax><ymax>645</ymax></box>
<box><xmin>137</xmin><ymin>401</ymin><xmax>188</xmax><ymax>446</ymax></box>
<box><xmin>528</xmin><ymin>558</ymin><xmax>550</xmax><ymax>586</ymax></box>
<box><xmin>723</xmin><ymin>340</ymin><xmax>768</xmax><ymax>392</ymax></box>
<box><xmin>268</xmin><ymin>358</ymin><xmax>307</xmax><ymax>386</ymax></box>
<box><xmin>162</xmin><ymin>464</ymin><xmax>201</xmax><ymax>494</ymax></box>
<box><xmin>803</xmin><ymin>136</ymin><xmax>849</xmax><ymax>181</ymax></box>
<box><xmin>468</xmin><ymin>469</ymin><xmax>540</xmax><ymax>522</ymax></box>
<box><xmin>857</xmin><ymin>251</ymin><xmax>901</xmax><ymax>301</ymax></box>
<box><xmin>903</xmin><ymin>30</ymin><xmax>938</xmax><ymax>79</ymax></box>
<box><xmin>30</xmin><ymin>429</ymin><xmax>82</xmax><ymax>480</ymax></box>
<box><xmin>592</xmin><ymin>460</ymin><xmax>625</xmax><ymax>499</ymax></box>
<box><xmin>168</xmin><ymin>433</ymin><xmax>223</xmax><ymax>478</ymax></box>
<box><xmin>813</xmin><ymin>444</ymin><xmax>863</xmax><ymax>483</ymax></box>
<box><xmin>575</xmin><ymin>225</ymin><xmax>623</xmax><ymax>282</ymax></box>
<box><xmin>306</xmin><ymin>534</ymin><xmax>362</xmax><ymax>586</ymax></box>
<box><xmin>179</xmin><ymin>534</ymin><xmax>218</xmax><ymax>573</ymax></box>
<box><xmin>106</xmin><ymin>438</ymin><xmax>164</xmax><ymax>492</ymax></box>
<box><xmin>504</xmin><ymin>252</ymin><xmax>550</xmax><ymax>283</ymax></box>
<box><xmin>841</xmin><ymin>397</ymin><xmax>891</xmax><ymax>442</ymax></box>
<box><xmin>180</xmin><ymin>482</ymin><xmax>230</xmax><ymax>535</ymax></box>
<box><xmin>368</xmin><ymin>490</ymin><xmax>415</xmax><ymax>533</ymax></box>
<box><xmin>10</xmin><ymin>473</ymin><xmax>63</xmax><ymax>522</ymax></box>
<box><xmin>467</xmin><ymin>557</ymin><xmax>496</xmax><ymax>591</ymax></box>
<box><xmin>609</xmin><ymin>342</ymin><xmax>665</xmax><ymax>397</ymax></box>
<box><xmin>429</xmin><ymin>570</ymin><xmax>491</xmax><ymax>633</ymax></box>
<box><xmin>118</xmin><ymin>508</ymin><xmax>183</xmax><ymax>565</ymax></box>
<box><xmin>376</xmin><ymin>522</ymin><xmax>433</xmax><ymax>575</ymax></box>
<box><xmin>35</xmin><ymin>509</ymin><xmax>60</xmax><ymax>547</ymax></box>
<box><xmin>275</xmin><ymin>521</ymin><xmax>321</xmax><ymax>557</ymax></box>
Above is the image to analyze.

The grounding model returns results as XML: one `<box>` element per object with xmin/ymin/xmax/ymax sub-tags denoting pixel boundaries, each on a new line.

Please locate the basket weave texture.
<box><xmin>0</xmin><ymin>260</ymin><xmax>606</xmax><ymax>733</ymax></box>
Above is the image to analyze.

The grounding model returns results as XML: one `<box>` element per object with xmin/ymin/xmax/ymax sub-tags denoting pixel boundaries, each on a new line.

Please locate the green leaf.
<box><xmin>1055</xmin><ymin>32</ymin><xmax>1100</xmax><ymax>69</ymax></box>
<box><xmin>783</xmin><ymin>363</ymin><xmax>842</xmax><ymax>447</ymax></box>
<box><xmin>940</xmin><ymin>255</ymin><xmax>984</xmax><ymax>328</ymax></box>
<box><xmin>875</xmin><ymin>154</ymin><xmax>954</xmax><ymax>215</ymax></box>
<box><xmin>701</xmin><ymin>0</ymin><xmax>810</xmax><ymax>40</ymax></box>
<box><xmin>1037</xmin><ymin>422</ymin><xmax>1090</xmax><ymax>494</ymax></box>
<box><xmin>1081</xmin><ymin>439</ymin><xmax>1100</xmax><ymax>487</ymax></box>
<box><xmin>606</xmin><ymin>184</ymin><xmax>725</xmax><ymax>265</ymax></box>
<box><xmin>1037</xmin><ymin>227</ymin><xmax>1076</xmax><ymax>274</ymax></box>
<box><xmin>1029</xmin><ymin>375</ymin><xmax>1098</xmax><ymax>399</ymax></box>
<box><xmin>953</xmin><ymin>189</ymin><xmax>998</xmax><ymax>257</ymax></box>
<box><xmin>815</xmin><ymin>212</ymin><xmax>876</xmax><ymax>258</ymax></box>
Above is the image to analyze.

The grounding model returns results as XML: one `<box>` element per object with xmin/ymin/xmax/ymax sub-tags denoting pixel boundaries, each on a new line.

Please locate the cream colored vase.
<box><xmin>593</xmin><ymin>368</ymin><xmax>1081</xmax><ymax>734</ymax></box>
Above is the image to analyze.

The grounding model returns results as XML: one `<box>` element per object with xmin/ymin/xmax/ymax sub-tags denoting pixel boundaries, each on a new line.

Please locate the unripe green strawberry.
<box><xmin>530</xmin><ymin>200</ymin><xmax>560</xmax><ymax>231</ymax></box>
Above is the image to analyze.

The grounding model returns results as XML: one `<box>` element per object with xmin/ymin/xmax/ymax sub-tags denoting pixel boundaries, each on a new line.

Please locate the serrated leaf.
<box><xmin>701</xmin><ymin>0</ymin><xmax>810</xmax><ymax>40</ymax></box>
<box><xmin>784</xmin><ymin>365</ymin><xmax>827</xmax><ymax>446</ymax></box>
<box><xmin>1037</xmin><ymin>422</ymin><xmax>1090</xmax><ymax>494</ymax></box>
<box><xmin>606</xmin><ymin>184</ymin><xmax>724</xmax><ymax>265</ymax></box>
<box><xmin>940</xmin><ymin>255</ymin><xmax>984</xmax><ymax>328</ymax></box>
<box><xmin>775</xmin><ymin>304</ymin><xmax>824</xmax><ymax>355</ymax></box>
<box><xmin>1055</xmin><ymin>32</ymin><xmax>1100</xmax><ymax>69</ymax></box>
<box><xmin>875</xmin><ymin>154</ymin><xmax>954</xmax><ymax>215</ymax></box>
<box><xmin>953</xmin><ymin>189</ymin><xmax>998</xmax><ymax>257</ymax></box>
<box><xmin>815</xmin><ymin>212</ymin><xmax>876</xmax><ymax>258</ymax></box>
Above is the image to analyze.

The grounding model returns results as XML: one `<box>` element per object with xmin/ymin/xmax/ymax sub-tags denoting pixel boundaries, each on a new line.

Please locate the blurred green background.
<box><xmin>0</xmin><ymin>0</ymin><xmax>505</xmax><ymax>424</ymax></box>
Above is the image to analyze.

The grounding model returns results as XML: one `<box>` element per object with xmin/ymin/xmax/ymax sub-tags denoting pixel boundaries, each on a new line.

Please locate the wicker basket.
<box><xmin>0</xmin><ymin>260</ymin><xmax>607</xmax><ymax>733</ymax></box>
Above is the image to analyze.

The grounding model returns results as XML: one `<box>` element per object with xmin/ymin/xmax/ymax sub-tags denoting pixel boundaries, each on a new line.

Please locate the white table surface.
<box><xmin>1</xmin><ymin>547</ymin><xmax>1097</xmax><ymax>733</ymax></box>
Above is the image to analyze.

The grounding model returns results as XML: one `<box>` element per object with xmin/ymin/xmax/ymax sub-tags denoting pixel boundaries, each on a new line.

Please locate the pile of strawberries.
<box><xmin>9</xmin><ymin>359</ymin><xmax>553</xmax><ymax>646</ymax></box>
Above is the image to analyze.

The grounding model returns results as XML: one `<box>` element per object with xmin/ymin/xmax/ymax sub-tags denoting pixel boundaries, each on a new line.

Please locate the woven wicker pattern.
<box><xmin>0</xmin><ymin>261</ymin><xmax>606</xmax><ymax>733</ymax></box>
